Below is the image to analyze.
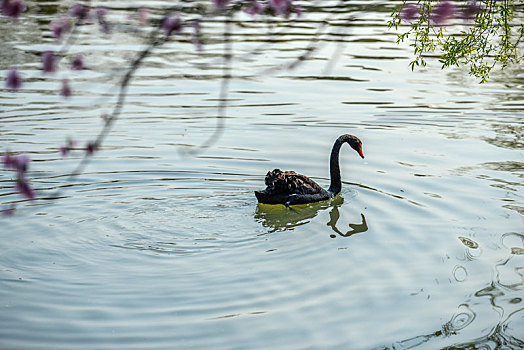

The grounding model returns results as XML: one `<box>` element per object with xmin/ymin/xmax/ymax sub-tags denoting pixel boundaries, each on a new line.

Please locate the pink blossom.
<box><xmin>2</xmin><ymin>152</ymin><xmax>15</xmax><ymax>169</ymax></box>
<box><xmin>94</xmin><ymin>6</ymin><xmax>107</xmax><ymax>20</ymax></box>
<box><xmin>86</xmin><ymin>142</ymin><xmax>98</xmax><ymax>155</ymax></box>
<box><xmin>246</xmin><ymin>1</ymin><xmax>264</xmax><ymax>16</ymax></box>
<box><xmin>41</xmin><ymin>51</ymin><xmax>57</xmax><ymax>74</ymax></box>
<box><xmin>1</xmin><ymin>0</ymin><xmax>26</xmax><ymax>19</ymax></box>
<box><xmin>59</xmin><ymin>146</ymin><xmax>69</xmax><ymax>157</ymax></box>
<box><xmin>51</xmin><ymin>18</ymin><xmax>71</xmax><ymax>40</ymax></box>
<box><xmin>2</xmin><ymin>152</ymin><xmax>35</xmax><ymax>201</ymax></box>
<box><xmin>71</xmin><ymin>54</ymin><xmax>84</xmax><ymax>70</ymax></box>
<box><xmin>462</xmin><ymin>1</ymin><xmax>481</xmax><ymax>20</ymax></box>
<box><xmin>400</xmin><ymin>3</ymin><xmax>419</xmax><ymax>22</ymax></box>
<box><xmin>13</xmin><ymin>154</ymin><xmax>29</xmax><ymax>174</ymax></box>
<box><xmin>59</xmin><ymin>137</ymin><xmax>77</xmax><ymax>157</ymax></box>
<box><xmin>3</xmin><ymin>152</ymin><xmax>29</xmax><ymax>174</ymax></box>
<box><xmin>270</xmin><ymin>0</ymin><xmax>294</xmax><ymax>17</ymax></box>
<box><xmin>70</xmin><ymin>3</ymin><xmax>89</xmax><ymax>20</ymax></box>
<box><xmin>213</xmin><ymin>0</ymin><xmax>230</xmax><ymax>10</ymax></box>
<box><xmin>431</xmin><ymin>0</ymin><xmax>456</xmax><ymax>26</ymax></box>
<box><xmin>162</xmin><ymin>14</ymin><xmax>182</xmax><ymax>36</ymax></box>
<box><xmin>94</xmin><ymin>7</ymin><xmax>110</xmax><ymax>34</ymax></box>
<box><xmin>15</xmin><ymin>177</ymin><xmax>35</xmax><ymax>200</ymax></box>
<box><xmin>6</xmin><ymin>67</ymin><xmax>22</xmax><ymax>90</ymax></box>
<box><xmin>60</xmin><ymin>78</ymin><xmax>72</xmax><ymax>98</ymax></box>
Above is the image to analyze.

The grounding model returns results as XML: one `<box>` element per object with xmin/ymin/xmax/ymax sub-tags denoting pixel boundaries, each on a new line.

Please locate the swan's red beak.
<box><xmin>358</xmin><ymin>147</ymin><xmax>364</xmax><ymax>159</ymax></box>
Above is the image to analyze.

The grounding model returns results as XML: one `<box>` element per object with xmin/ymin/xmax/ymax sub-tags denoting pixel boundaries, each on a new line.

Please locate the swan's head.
<box><xmin>340</xmin><ymin>134</ymin><xmax>364</xmax><ymax>159</ymax></box>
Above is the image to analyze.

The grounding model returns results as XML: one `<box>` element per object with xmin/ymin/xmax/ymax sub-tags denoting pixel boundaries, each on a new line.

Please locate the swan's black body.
<box><xmin>255</xmin><ymin>134</ymin><xmax>364</xmax><ymax>205</ymax></box>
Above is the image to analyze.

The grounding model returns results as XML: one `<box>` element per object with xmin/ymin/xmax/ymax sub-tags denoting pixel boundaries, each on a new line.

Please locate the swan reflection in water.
<box><xmin>255</xmin><ymin>195</ymin><xmax>368</xmax><ymax>237</ymax></box>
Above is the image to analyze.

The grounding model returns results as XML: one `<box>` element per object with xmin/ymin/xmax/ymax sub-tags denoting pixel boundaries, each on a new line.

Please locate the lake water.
<box><xmin>1</xmin><ymin>1</ymin><xmax>523</xmax><ymax>349</ymax></box>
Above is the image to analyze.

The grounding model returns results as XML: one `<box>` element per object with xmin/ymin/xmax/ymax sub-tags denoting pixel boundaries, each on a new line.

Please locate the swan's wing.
<box><xmin>286</xmin><ymin>173</ymin><xmax>324</xmax><ymax>195</ymax></box>
<box><xmin>264</xmin><ymin>169</ymin><xmax>324</xmax><ymax>195</ymax></box>
<box><xmin>264</xmin><ymin>169</ymin><xmax>290</xmax><ymax>192</ymax></box>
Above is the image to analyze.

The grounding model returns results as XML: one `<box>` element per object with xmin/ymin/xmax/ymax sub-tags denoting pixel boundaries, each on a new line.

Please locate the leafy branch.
<box><xmin>388</xmin><ymin>0</ymin><xmax>523</xmax><ymax>83</ymax></box>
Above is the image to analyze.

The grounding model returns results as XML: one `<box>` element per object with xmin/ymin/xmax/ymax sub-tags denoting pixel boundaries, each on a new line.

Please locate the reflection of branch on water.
<box><xmin>385</xmin><ymin>303</ymin><xmax>523</xmax><ymax>349</ymax></box>
<box><xmin>383</xmin><ymin>232</ymin><xmax>524</xmax><ymax>349</ymax></box>
<box><xmin>178</xmin><ymin>14</ymin><xmax>232</xmax><ymax>157</ymax></box>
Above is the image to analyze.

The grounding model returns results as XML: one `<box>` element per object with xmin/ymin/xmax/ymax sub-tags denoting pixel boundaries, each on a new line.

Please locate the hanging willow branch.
<box><xmin>388</xmin><ymin>0</ymin><xmax>523</xmax><ymax>83</ymax></box>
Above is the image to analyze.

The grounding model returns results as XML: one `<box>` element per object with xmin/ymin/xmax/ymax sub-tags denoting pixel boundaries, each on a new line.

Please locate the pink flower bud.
<box><xmin>431</xmin><ymin>0</ymin><xmax>456</xmax><ymax>26</ymax></box>
<box><xmin>270</xmin><ymin>0</ymin><xmax>292</xmax><ymax>16</ymax></box>
<box><xmin>246</xmin><ymin>1</ymin><xmax>264</xmax><ymax>16</ymax></box>
<box><xmin>213</xmin><ymin>0</ymin><xmax>230</xmax><ymax>10</ymax></box>
<box><xmin>70</xmin><ymin>3</ymin><xmax>88</xmax><ymax>20</ymax></box>
<box><xmin>42</xmin><ymin>51</ymin><xmax>57</xmax><ymax>74</ymax></box>
<box><xmin>60</xmin><ymin>78</ymin><xmax>72</xmax><ymax>98</ymax></box>
<box><xmin>1</xmin><ymin>0</ymin><xmax>26</xmax><ymax>19</ymax></box>
<box><xmin>15</xmin><ymin>177</ymin><xmax>35</xmax><ymax>200</ymax></box>
<box><xmin>71</xmin><ymin>54</ymin><xmax>84</xmax><ymax>70</ymax></box>
<box><xmin>51</xmin><ymin>18</ymin><xmax>71</xmax><ymax>40</ymax></box>
<box><xmin>6</xmin><ymin>67</ymin><xmax>22</xmax><ymax>90</ymax></box>
<box><xmin>162</xmin><ymin>14</ymin><xmax>182</xmax><ymax>36</ymax></box>
<box><xmin>400</xmin><ymin>3</ymin><xmax>419</xmax><ymax>22</ymax></box>
<box><xmin>86</xmin><ymin>142</ymin><xmax>98</xmax><ymax>155</ymax></box>
<box><xmin>2</xmin><ymin>152</ymin><xmax>15</xmax><ymax>169</ymax></box>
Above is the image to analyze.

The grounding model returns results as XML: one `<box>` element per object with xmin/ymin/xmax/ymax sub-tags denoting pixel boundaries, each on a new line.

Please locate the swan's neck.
<box><xmin>328</xmin><ymin>138</ymin><xmax>344</xmax><ymax>195</ymax></box>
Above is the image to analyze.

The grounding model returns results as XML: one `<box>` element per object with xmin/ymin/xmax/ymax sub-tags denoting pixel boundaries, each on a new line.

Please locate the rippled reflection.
<box><xmin>1</xmin><ymin>0</ymin><xmax>523</xmax><ymax>349</ymax></box>
<box><xmin>255</xmin><ymin>195</ymin><xmax>368</xmax><ymax>238</ymax></box>
<box><xmin>254</xmin><ymin>196</ymin><xmax>344</xmax><ymax>233</ymax></box>
<box><xmin>384</xmin><ymin>231</ymin><xmax>524</xmax><ymax>349</ymax></box>
<box><xmin>385</xmin><ymin>304</ymin><xmax>524</xmax><ymax>349</ymax></box>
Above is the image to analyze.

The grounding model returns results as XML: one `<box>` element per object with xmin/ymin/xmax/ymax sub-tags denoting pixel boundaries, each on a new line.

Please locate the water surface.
<box><xmin>1</xmin><ymin>1</ymin><xmax>523</xmax><ymax>349</ymax></box>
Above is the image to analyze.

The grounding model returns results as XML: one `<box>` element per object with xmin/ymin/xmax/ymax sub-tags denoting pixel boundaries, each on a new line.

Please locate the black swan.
<box><xmin>255</xmin><ymin>134</ymin><xmax>364</xmax><ymax>205</ymax></box>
